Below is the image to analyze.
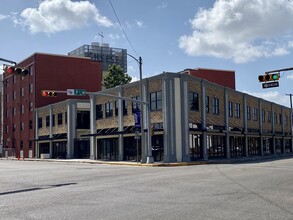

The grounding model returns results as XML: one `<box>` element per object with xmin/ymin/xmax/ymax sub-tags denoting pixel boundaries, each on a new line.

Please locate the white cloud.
<box><xmin>109</xmin><ymin>33</ymin><xmax>120</xmax><ymax>40</ymax></box>
<box><xmin>0</xmin><ymin>14</ymin><xmax>9</xmax><ymax>21</ymax></box>
<box><xmin>135</xmin><ymin>19</ymin><xmax>144</xmax><ymax>28</ymax></box>
<box><xmin>18</xmin><ymin>0</ymin><xmax>113</xmax><ymax>34</ymax></box>
<box><xmin>157</xmin><ymin>2</ymin><xmax>168</xmax><ymax>9</ymax></box>
<box><xmin>179</xmin><ymin>0</ymin><xmax>293</xmax><ymax>63</ymax></box>
<box><xmin>243</xmin><ymin>90</ymin><xmax>290</xmax><ymax>107</ymax></box>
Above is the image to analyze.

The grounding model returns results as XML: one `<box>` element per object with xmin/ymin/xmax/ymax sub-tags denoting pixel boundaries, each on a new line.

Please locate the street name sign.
<box><xmin>67</xmin><ymin>89</ymin><xmax>87</xmax><ymax>96</ymax></box>
<box><xmin>262</xmin><ymin>82</ymin><xmax>279</xmax><ymax>89</ymax></box>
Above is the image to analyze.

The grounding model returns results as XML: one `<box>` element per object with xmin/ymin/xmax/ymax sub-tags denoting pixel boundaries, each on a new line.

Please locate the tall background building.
<box><xmin>68</xmin><ymin>42</ymin><xmax>127</xmax><ymax>89</ymax></box>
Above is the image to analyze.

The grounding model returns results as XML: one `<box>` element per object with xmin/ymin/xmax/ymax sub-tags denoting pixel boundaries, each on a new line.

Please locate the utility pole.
<box><xmin>285</xmin><ymin>93</ymin><xmax>293</xmax><ymax>152</ymax></box>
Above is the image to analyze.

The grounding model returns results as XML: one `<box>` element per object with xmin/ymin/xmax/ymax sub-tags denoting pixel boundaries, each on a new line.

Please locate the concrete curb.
<box><xmin>5</xmin><ymin>154</ymin><xmax>293</xmax><ymax>167</ymax></box>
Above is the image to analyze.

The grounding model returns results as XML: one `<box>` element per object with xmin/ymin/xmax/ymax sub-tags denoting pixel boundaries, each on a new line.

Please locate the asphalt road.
<box><xmin>1</xmin><ymin>159</ymin><xmax>293</xmax><ymax>220</ymax></box>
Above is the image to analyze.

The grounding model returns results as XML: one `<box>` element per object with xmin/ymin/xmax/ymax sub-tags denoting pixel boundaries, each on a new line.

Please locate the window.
<box><xmin>115</xmin><ymin>100</ymin><xmax>128</xmax><ymax>116</ymax></box>
<box><xmin>262</xmin><ymin>110</ymin><xmax>265</xmax><ymax>122</ymax></box>
<box><xmin>13</xmin><ymin>75</ymin><xmax>16</xmax><ymax>84</ymax></box>
<box><xmin>285</xmin><ymin>115</ymin><xmax>288</xmax><ymax>125</ymax></box>
<box><xmin>105</xmin><ymin>102</ymin><xmax>113</xmax><ymax>118</ymax></box>
<box><xmin>6</xmin><ymin>125</ymin><xmax>8</xmax><ymax>134</ymax></box>
<box><xmin>206</xmin><ymin>96</ymin><xmax>209</xmax><ymax>113</ymax></box>
<box><xmin>20</xmin><ymin>141</ymin><xmax>23</xmax><ymax>149</ymax></box>
<box><xmin>235</xmin><ymin>103</ymin><xmax>240</xmax><ymax>118</ymax></box>
<box><xmin>13</xmin><ymin>124</ymin><xmax>16</xmax><ymax>132</ymax></box>
<box><xmin>58</xmin><ymin>113</ymin><xmax>63</xmax><ymax>125</ymax></box>
<box><xmin>189</xmin><ymin>92</ymin><xmax>199</xmax><ymax>111</ymax></box>
<box><xmin>65</xmin><ymin>112</ymin><xmax>67</xmax><ymax>123</ymax></box>
<box><xmin>20</xmin><ymin>122</ymin><xmax>24</xmax><ymax>131</ymax></box>
<box><xmin>21</xmin><ymin>105</ymin><xmax>24</xmax><ymax>114</ymax></box>
<box><xmin>29</xmin><ymin>66</ymin><xmax>34</xmax><ymax>76</ymax></box>
<box><xmin>228</xmin><ymin>101</ymin><xmax>233</xmax><ymax>117</ymax></box>
<box><xmin>212</xmin><ymin>97</ymin><xmax>219</xmax><ymax>115</ymax></box>
<box><xmin>46</xmin><ymin>116</ymin><xmax>50</xmax><ymax>127</ymax></box>
<box><xmin>253</xmin><ymin>108</ymin><xmax>258</xmax><ymax>121</ymax></box>
<box><xmin>6</xmin><ymin>109</ymin><xmax>9</xmax><ymax>118</ymax></box>
<box><xmin>96</xmin><ymin>104</ymin><xmax>103</xmax><ymax>119</ymax></box>
<box><xmin>132</xmin><ymin>96</ymin><xmax>140</xmax><ymax>113</ymax></box>
<box><xmin>30</xmin><ymin>102</ymin><xmax>33</xmax><ymax>111</ymax></box>
<box><xmin>52</xmin><ymin>114</ymin><xmax>55</xmax><ymax>127</ymax></box>
<box><xmin>274</xmin><ymin>112</ymin><xmax>277</xmax><ymax>124</ymax></box>
<box><xmin>13</xmin><ymin>91</ymin><xmax>16</xmax><ymax>100</ymax></box>
<box><xmin>267</xmin><ymin>111</ymin><xmax>271</xmax><ymax>122</ymax></box>
<box><xmin>29</xmin><ymin>141</ymin><xmax>33</xmax><ymax>149</ymax></box>
<box><xmin>29</xmin><ymin>84</ymin><xmax>33</xmax><ymax>93</ymax></box>
<box><xmin>6</xmin><ymin>94</ymin><xmax>9</xmax><ymax>102</ymax></box>
<box><xmin>38</xmin><ymin>117</ymin><xmax>42</xmax><ymax>128</ymax></box>
<box><xmin>21</xmin><ymin>88</ymin><xmax>24</xmax><ymax>97</ymax></box>
<box><xmin>279</xmin><ymin>114</ymin><xmax>282</xmax><ymax>125</ymax></box>
<box><xmin>29</xmin><ymin>120</ymin><xmax>33</xmax><ymax>129</ymax></box>
<box><xmin>13</xmin><ymin>107</ymin><xmax>16</xmax><ymax>116</ymax></box>
<box><xmin>150</xmin><ymin>91</ymin><xmax>162</xmax><ymax>111</ymax></box>
<box><xmin>247</xmin><ymin>106</ymin><xmax>251</xmax><ymax>120</ymax></box>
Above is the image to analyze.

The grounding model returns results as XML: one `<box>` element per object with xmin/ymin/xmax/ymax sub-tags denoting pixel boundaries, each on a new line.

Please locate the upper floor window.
<box><xmin>150</xmin><ymin>91</ymin><xmax>162</xmax><ymax>111</ymax></box>
<box><xmin>13</xmin><ymin>91</ymin><xmax>16</xmax><ymax>100</ymax></box>
<box><xmin>234</xmin><ymin>103</ymin><xmax>240</xmax><ymax>118</ymax></box>
<box><xmin>212</xmin><ymin>97</ymin><xmax>219</xmax><ymax>115</ymax></box>
<box><xmin>13</xmin><ymin>75</ymin><xmax>16</xmax><ymax>84</ymax></box>
<box><xmin>46</xmin><ymin>116</ymin><xmax>50</xmax><ymax>127</ymax></box>
<box><xmin>96</xmin><ymin>104</ymin><xmax>103</xmax><ymax>119</ymax></box>
<box><xmin>21</xmin><ymin>88</ymin><xmax>24</xmax><ymax>97</ymax></box>
<box><xmin>189</xmin><ymin>92</ymin><xmax>199</xmax><ymax>111</ymax></box>
<box><xmin>30</xmin><ymin>102</ymin><xmax>33</xmax><ymax>111</ymax></box>
<box><xmin>253</xmin><ymin>108</ymin><xmax>258</xmax><ymax>121</ymax></box>
<box><xmin>279</xmin><ymin>114</ymin><xmax>282</xmax><ymax>125</ymax></box>
<box><xmin>105</xmin><ymin>102</ymin><xmax>113</xmax><ymax>118</ymax></box>
<box><xmin>132</xmin><ymin>96</ymin><xmax>140</xmax><ymax>113</ymax></box>
<box><xmin>20</xmin><ymin>122</ymin><xmax>24</xmax><ymax>131</ymax></box>
<box><xmin>206</xmin><ymin>96</ymin><xmax>209</xmax><ymax>113</ymax></box>
<box><xmin>247</xmin><ymin>106</ymin><xmax>251</xmax><ymax>120</ymax></box>
<box><xmin>58</xmin><ymin>113</ymin><xmax>63</xmax><ymax>125</ymax></box>
<box><xmin>29</xmin><ymin>120</ymin><xmax>33</xmax><ymax>129</ymax></box>
<box><xmin>228</xmin><ymin>101</ymin><xmax>233</xmax><ymax>117</ymax></box>
<box><xmin>274</xmin><ymin>112</ymin><xmax>278</xmax><ymax>124</ymax></box>
<box><xmin>115</xmin><ymin>100</ymin><xmax>128</xmax><ymax>116</ymax></box>
<box><xmin>29</xmin><ymin>84</ymin><xmax>33</xmax><ymax>93</ymax></box>
<box><xmin>29</xmin><ymin>66</ymin><xmax>34</xmax><ymax>76</ymax></box>
<box><xmin>262</xmin><ymin>110</ymin><xmax>265</xmax><ymax>122</ymax></box>
<box><xmin>267</xmin><ymin>111</ymin><xmax>271</xmax><ymax>122</ymax></box>
<box><xmin>21</xmin><ymin>105</ymin><xmax>24</xmax><ymax>114</ymax></box>
<box><xmin>38</xmin><ymin>117</ymin><xmax>42</xmax><ymax>128</ymax></box>
<box><xmin>13</xmin><ymin>107</ymin><xmax>16</xmax><ymax>116</ymax></box>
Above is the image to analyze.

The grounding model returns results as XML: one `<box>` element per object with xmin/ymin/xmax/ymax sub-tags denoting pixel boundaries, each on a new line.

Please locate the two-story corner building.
<box><xmin>34</xmin><ymin>72</ymin><xmax>293</xmax><ymax>163</ymax></box>
<box><xmin>3</xmin><ymin>53</ymin><xmax>102</xmax><ymax>159</ymax></box>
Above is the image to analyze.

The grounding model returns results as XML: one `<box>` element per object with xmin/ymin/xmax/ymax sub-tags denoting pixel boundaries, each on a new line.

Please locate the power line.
<box><xmin>108</xmin><ymin>0</ymin><xmax>139</xmax><ymax>57</ymax></box>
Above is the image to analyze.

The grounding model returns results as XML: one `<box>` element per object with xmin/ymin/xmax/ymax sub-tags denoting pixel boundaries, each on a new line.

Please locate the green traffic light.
<box><xmin>272</xmin><ymin>74</ymin><xmax>278</xmax><ymax>80</ymax></box>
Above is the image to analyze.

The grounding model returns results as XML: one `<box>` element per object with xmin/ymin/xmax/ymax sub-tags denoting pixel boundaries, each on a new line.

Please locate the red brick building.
<box><xmin>3</xmin><ymin>53</ymin><xmax>102</xmax><ymax>158</ymax></box>
<box><xmin>184</xmin><ymin>68</ymin><xmax>236</xmax><ymax>90</ymax></box>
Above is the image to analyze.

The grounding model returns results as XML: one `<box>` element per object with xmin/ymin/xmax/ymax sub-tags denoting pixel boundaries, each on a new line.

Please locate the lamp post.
<box><xmin>127</xmin><ymin>54</ymin><xmax>153</xmax><ymax>163</ymax></box>
<box><xmin>286</xmin><ymin>93</ymin><xmax>293</xmax><ymax>152</ymax></box>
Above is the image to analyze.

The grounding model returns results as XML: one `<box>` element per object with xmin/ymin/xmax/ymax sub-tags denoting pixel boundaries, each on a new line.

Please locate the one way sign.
<box><xmin>262</xmin><ymin>81</ymin><xmax>279</xmax><ymax>89</ymax></box>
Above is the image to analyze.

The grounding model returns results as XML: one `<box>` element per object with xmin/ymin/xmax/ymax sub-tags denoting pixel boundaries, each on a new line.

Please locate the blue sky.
<box><xmin>1</xmin><ymin>0</ymin><xmax>293</xmax><ymax>107</ymax></box>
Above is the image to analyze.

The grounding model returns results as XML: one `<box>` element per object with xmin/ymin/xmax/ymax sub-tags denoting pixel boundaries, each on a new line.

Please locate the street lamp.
<box><xmin>127</xmin><ymin>54</ymin><xmax>153</xmax><ymax>163</ymax></box>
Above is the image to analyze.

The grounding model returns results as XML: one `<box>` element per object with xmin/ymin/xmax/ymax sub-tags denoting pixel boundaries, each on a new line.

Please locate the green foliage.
<box><xmin>103</xmin><ymin>64</ymin><xmax>132</xmax><ymax>89</ymax></box>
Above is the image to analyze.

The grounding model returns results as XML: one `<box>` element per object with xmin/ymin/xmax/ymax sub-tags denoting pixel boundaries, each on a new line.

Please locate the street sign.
<box><xmin>67</xmin><ymin>89</ymin><xmax>87</xmax><ymax>96</ymax></box>
<box><xmin>262</xmin><ymin>81</ymin><xmax>279</xmax><ymax>89</ymax></box>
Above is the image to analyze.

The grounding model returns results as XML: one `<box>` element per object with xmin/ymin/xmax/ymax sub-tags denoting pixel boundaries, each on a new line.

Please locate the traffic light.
<box><xmin>258</xmin><ymin>73</ymin><xmax>280</xmax><ymax>82</ymax></box>
<box><xmin>4</xmin><ymin>66</ymin><xmax>29</xmax><ymax>77</ymax></box>
<box><xmin>41</xmin><ymin>90</ymin><xmax>57</xmax><ymax>97</ymax></box>
<box><xmin>151</xmin><ymin>124</ymin><xmax>155</xmax><ymax>136</ymax></box>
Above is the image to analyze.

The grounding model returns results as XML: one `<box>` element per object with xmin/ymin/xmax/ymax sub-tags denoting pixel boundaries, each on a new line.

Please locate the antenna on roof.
<box><xmin>98</xmin><ymin>32</ymin><xmax>104</xmax><ymax>45</ymax></box>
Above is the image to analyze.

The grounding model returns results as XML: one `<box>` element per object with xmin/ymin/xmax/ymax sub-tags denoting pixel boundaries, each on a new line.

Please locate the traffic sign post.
<box><xmin>262</xmin><ymin>81</ymin><xmax>279</xmax><ymax>89</ymax></box>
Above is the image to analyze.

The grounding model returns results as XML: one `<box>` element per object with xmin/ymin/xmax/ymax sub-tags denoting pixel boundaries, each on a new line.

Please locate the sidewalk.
<box><xmin>5</xmin><ymin>154</ymin><xmax>293</xmax><ymax>167</ymax></box>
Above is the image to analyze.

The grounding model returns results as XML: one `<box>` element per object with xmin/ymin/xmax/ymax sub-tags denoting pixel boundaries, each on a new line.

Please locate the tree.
<box><xmin>103</xmin><ymin>64</ymin><xmax>132</xmax><ymax>89</ymax></box>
